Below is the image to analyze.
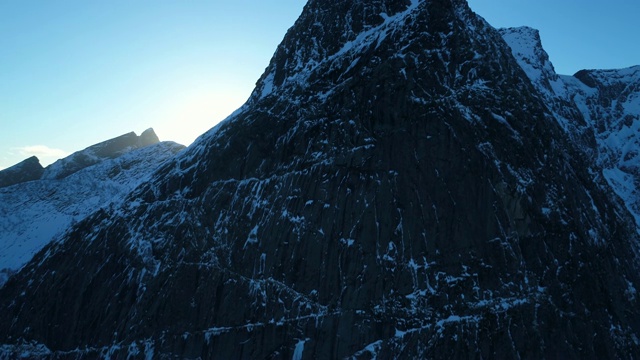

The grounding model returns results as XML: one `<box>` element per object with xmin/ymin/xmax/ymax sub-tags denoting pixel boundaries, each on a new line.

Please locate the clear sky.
<box><xmin>468</xmin><ymin>0</ymin><xmax>640</xmax><ymax>73</ymax></box>
<box><xmin>1</xmin><ymin>0</ymin><xmax>639</xmax><ymax>170</ymax></box>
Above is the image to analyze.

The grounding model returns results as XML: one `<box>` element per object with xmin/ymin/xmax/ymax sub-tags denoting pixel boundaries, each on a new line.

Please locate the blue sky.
<box><xmin>1</xmin><ymin>0</ymin><xmax>639</xmax><ymax>169</ymax></box>
<box><xmin>468</xmin><ymin>0</ymin><xmax>640</xmax><ymax>73</ymax></box>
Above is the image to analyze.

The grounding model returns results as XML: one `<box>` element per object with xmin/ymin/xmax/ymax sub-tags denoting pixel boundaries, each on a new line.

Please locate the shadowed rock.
<box><xmin>0</xmin><ymin>156</ymin><xmax>44</xmax><ymax>188</ymax></box>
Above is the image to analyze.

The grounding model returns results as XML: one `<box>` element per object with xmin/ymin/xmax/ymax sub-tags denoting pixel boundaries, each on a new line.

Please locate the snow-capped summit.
<box><xmin>250</xmin><ymin>0</ymin><xmax>421</xmax><ymax>102</ymax></box>
<box><xmin>498</xmin><ymin>27</ymin><xmax>566</xmax><ymax>97</ymax></box>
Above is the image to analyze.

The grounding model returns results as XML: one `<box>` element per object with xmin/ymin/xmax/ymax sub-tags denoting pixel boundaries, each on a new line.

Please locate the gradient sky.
<box><xmin>1</xmin><ymin>0</ymin><xmax>639</xmax><ymax>169</ymax></box>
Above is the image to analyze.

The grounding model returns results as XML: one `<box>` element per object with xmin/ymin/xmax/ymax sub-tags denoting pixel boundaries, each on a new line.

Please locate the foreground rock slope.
<box><xmin>1</xmin><ymin>1</ymin><xmax>639</xmax><ymax>358</ymax></box>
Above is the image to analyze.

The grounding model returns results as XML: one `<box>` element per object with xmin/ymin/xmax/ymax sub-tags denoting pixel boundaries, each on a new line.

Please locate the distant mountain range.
<box><xmin>1</xmin><ymin>0</ymin><xmax>639</xmax><ymax>358</ymax></box>
<box><xmin>0</xmin><ymin>129</ymin><xmax>184</xmax><ymax>286</ymax></box>
<box><xmin>500</xmin><ymin>27</ymin><xmax>640</xmax><ymax>233</ymax></box>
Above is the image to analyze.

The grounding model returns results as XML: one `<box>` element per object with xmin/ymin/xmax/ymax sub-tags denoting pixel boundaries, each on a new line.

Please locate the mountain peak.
<box><xmin>42</xmin><ymin>130</ymin><xmax>162</xmax><ymax>180</ymax></box>
<box><xmin>498</xmin><ymin>26</ymin><xmax>564</xmax><ymax>95</ymax></box>
<box><xmin>250</xmin><ymin>0</ymin><xmax>478</xmax><ymax>103</ymax></box>
<box><xmin>0</xmin><ymin>140</ymin><xmax>185</xmax><ymax>288</ymax></box>
<box><xmin>0</xmin><ymin>156</ymin><xmax>43</xmax><ymax>188</ymax></box>
<box><xmin>140</xmin><ymin>128</ymin><xmax>160</xmax><ymax>146</ymax></box>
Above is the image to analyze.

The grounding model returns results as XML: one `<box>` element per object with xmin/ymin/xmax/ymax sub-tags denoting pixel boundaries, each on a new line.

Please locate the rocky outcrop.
<box><xmin>0</xmin><ymin>156</ymin><xmax>44</xmax><ymax>189</ymax></box>
<box><xmin>1</xmin><ymin>1</ymin><xmax>639</xmax><ymax>359</ymax></box>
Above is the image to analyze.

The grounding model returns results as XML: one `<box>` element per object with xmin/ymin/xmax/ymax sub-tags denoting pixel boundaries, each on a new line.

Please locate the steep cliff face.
<box><xmin>1</xmin><ymin>1</ymin><xmax>639</xmax><ymax>359</ymax></box>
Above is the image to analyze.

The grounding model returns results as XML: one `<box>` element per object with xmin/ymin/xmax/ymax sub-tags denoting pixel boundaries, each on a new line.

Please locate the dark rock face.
<box><xmin>0</xmin><ymin>156</ymin><xmax>44</xmax><ymax>188</ymax></box>
<box><xmin>1</xmin><ymin>1</ymin><xmax>640</xmax><ymax>359</ymax></box>
<box><xmin>42</xmin><ymin>129</ymin><xmax>162</xmax><ymax>180</ymax></box>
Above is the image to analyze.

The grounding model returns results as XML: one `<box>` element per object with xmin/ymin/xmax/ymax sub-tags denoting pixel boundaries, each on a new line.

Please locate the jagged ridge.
<box><xmin>42</xmin><ymin>128</ymin><xmax>161</xmax><ymax>180</ymax></box>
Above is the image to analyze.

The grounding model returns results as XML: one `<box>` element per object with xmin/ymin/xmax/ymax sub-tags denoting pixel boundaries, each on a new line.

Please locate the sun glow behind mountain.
<box><xmin>0</xmin><ymin>1</ymin><xmax>307</xmax><ymax>169</ymax></box>
<box><xmin>152</xmin><ymin>81</ymin><xmax>247</xmax><ymax>148</ymax></box>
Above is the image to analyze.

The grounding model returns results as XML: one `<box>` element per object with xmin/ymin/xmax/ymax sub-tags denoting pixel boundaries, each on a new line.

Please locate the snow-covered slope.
<box><xmin>498</xmin><ymin>27</ymin><xmax>565</xmax><ymax>98</ymax></box>
<box><xmin>500</xmin><ymin>27</ymin><xmax>640</xmax><ymax>232</ymax></box>
<box><xmin>0</xmin><ymin>140</ymin><xmax>184</xmax><ymax>287</ymax></box>
<box><xmin>568</xmin><ymin>68</ymin><xmax>640</xmax><ymax>229</ymax></box>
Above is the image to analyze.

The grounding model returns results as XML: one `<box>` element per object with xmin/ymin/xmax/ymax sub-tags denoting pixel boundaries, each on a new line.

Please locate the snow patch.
<box><xmin>292</xmin><ymin>338</ymin><xmax>307</xmax><ymax>360</ymax></box>
<box><xmin>244</xmin><ymin>225</ymin><xmax>260</xmax><ymax>249</ymax></box>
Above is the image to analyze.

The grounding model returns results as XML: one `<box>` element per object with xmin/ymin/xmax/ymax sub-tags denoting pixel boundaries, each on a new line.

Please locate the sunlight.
<box><xmin>154</xmin><ymin>87</ymin><xmax>249</xmax><ymax>147</ymax></box>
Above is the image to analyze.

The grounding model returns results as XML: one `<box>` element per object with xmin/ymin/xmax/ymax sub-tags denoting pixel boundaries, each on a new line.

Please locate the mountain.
<box><xmin>573</xmin><ymin>67</ymin><xmax>640</xmax><ymax>228</ymax></box>
<box><xmin>1</xmin><ymin>1</ymin><xmax>640</xmax><ymax>359</ymax></box>
<box><xmin>42</xmin><ymin>128</ymin><xmax>162</xmax><ymax>180</ymax></box>
<box><xmin>500</xmin><ymin>27</ymin><xmax>640</xmax><ymax>231</ymax></box>
<box><xmin>0</xmin><ymin>129</ymin><xmax>184</xmax><ymax>287</ymax></box>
